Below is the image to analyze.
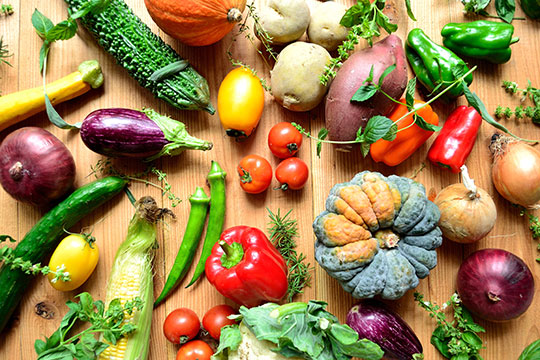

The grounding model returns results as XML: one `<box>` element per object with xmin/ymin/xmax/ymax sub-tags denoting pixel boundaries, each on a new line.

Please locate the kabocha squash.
<box><xmin>144</xmin><ymin>0</ymin><xmax>247</xmax><ymax>47</ymax></box>
<box><xmin>314</xmin><ymin>171</ymin><xmax>442</xmax><ymax>300</ymax></box>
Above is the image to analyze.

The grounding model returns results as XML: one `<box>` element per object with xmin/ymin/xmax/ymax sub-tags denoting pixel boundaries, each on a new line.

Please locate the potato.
<box><xmin>271</xmin><ymin>41</ymin><xmax>332</xmax><ymax>112</ymax></box>
<box><xmin>325</xmin><ymin>34</ymin><xmax>408</xmax><ymax>151</ymax></box>
<box><xmin>307</xmin><ymin>1</ymin><xmax>349</xmax><ymax>51</ymax></box>
<box><xmin>257</xmin><ymin>0</ymin><xmax>310</xmax><ymax>45</ymax></box>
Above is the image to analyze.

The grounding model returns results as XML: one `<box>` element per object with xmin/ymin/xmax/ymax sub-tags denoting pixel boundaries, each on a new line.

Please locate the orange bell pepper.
<box><xmin>370</xmin><ymin>99</ymin><xmax>439</xmax><ymax>166</ymax></box>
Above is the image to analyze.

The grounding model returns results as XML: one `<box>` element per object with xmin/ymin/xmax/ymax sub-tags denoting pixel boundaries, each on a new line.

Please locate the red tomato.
<box><xmin>275</xmin><ymin>158</ymin><xmax>309</xmax><ymax>190</ymax></box>
<box><xmin>163</xmin><ymin>308</ymin><xmax>200</xmax><ymax>344</ymax></box>
<box><xmin>237</xmin><ymin>154</ymin><xmax>273</xmax><ymax>194</ymax></box>
<box><xmin>176</xmin><ymin>340</ymin><xmax>213</xmax><ymax>360</ymax></box>
<box><xmin>202</xmin><ymin>305</ymin><xmax>237</xmax><ymax>340</ymax></box>
<box><xmin>268</xmin><ymin>122</ymin><xmax>303</xmax><ymax>159</ymax></box>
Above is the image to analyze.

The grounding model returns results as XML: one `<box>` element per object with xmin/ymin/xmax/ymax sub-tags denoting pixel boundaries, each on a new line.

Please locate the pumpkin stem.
<box><xmin>227</xmin><ymin>8</ymin><xmax>243</xmax><ymax>23</ymax></box>
<box><xmin>460</xmin><ymin>165</ymin><xmax>478</xmax><ymax>199</ymax></box>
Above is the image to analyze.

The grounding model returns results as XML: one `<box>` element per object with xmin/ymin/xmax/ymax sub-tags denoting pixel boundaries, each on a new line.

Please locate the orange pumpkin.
<box><xmin>144</xmin><ymin>0</ymin><xmax>247</xmax><ymax>47</ymax></box>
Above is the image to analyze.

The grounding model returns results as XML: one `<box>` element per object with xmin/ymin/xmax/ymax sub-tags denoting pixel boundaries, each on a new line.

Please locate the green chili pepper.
<box><xmin>441</xmin><ymin>20</ymin><xmax>519</xmax><ymax>64</ymax></box>
<box><xmin>154</xmin><ymin>187</ymin><xmax>210</xmax><ymax>306</ymax></box>
<box><xmin>405</xmin><ymin>28</ymin><xmax>473</xmax><ymax>100</ymax></box>
<box><xmin>186</xmin><ymin>161</ymin><xmax>227</xmax><ymax>287</ymax></box>
<box><xmin>521</xmin><ymin>0</ymin><xmax>540</xmax><ymax>19</ymax></box>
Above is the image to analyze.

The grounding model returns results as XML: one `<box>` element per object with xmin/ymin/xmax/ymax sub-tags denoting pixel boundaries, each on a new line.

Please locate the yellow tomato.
<box><xmin>217</xmin><ymin>67</ymin><xmax>265</xmax><ymax>138</ymax></box>
<box><xmin>47</xmin><ymin>234</ymin><xmax>99</xmax><ymax>291</ymax></box>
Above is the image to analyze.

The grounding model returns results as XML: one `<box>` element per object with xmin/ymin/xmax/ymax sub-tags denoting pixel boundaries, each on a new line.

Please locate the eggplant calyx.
<box><xmin>143</xmin><ymin>108</ymin><xmax>213</xmax><ymax>162</ymax></box>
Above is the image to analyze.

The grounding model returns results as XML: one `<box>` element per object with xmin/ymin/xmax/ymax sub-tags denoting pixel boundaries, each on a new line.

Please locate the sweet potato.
<box><xmin>325</xmin><ymin>35</ymin><xmax>408</xmax><ymax>151</ymax></box>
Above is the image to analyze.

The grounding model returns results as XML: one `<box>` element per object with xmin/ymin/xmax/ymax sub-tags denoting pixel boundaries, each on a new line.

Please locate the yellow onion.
<box><xmin>435</xmin><ymin>166</ymin><xmax>497</xmax><ymax>243</ymax></box>
<box><xmin>490</xmin><ymin>134</ymin><xmax>540</xmax><ymax>208</ymax></box>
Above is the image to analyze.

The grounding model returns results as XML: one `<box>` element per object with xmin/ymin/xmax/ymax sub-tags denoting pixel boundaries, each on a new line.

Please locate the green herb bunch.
<box><xmin>414</xmin><ymin>292</ymin><xmax>485</xmax><ymax>359</ymax></box>
<box><xmin>495</xmin><ymin>80</ymin><xmax>540</xmax><ymax>124</ymax></box>
<box><xmin>34</xmin><ymin>292</ymin><xmax>142</xmax><ymax>360</ymax></box>
<box><xmin>460</xmin><ymin>0</ymin><xmax>517</xmax><ymax>23</ymax></box>
<box><xmin>0</xmin><ymin>4</ymin><xmax>13</xmax><ymax>16</ymax></box>
<box><xmin>267</xmin><ymin>208</ymin><xmax>313</xmax><ymax>302</ymax></box>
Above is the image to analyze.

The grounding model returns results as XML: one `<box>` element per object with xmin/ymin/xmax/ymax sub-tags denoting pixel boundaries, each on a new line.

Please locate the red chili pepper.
<box><xmin>205</xmin><ymin>226</ymin><xmax>288</xmax><ymax>307</ymax></box>
<box><xmin>428</xmin><ymin>106</ymin><xmax>482</xmax><ymax>173</ymax></box>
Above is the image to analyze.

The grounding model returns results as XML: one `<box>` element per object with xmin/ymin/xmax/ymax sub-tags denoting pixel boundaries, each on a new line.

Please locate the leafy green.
<box><xmin>359</xmin><ymin>115</ymin><xmax>395</xmax><ymax>143</ymax></box>
<box><xmin>213</xmin><ymin>325</ymin><xmax>243</xmax><ymax>357</ymax></box>
<box><xmin>317</xmin><ymin>128</ymin><xmax>329</xmax><ymax>158</ymax></box>
<box><xmin>495</xmin><ymin>0</ymin><xmax>515</xmax><ymax>23</ymax></box>
<box><xmin>213</xmin><ymin>300</ymin><xmax>383</xmax><ymax>360</ymax></box>
<box><xmin>45</xmin><ymin>94</ymin><xmax>81</xmax><ymax>129</ymax></box>
<box><xmin>405</xmin><ymin>0</ymin><xmax>417</xmax><ymax>21</ymax></box>
<box><xmin>406</xmin><ymin>77</ymin><xmax>417</xmax><ymax>110</ymax></box>
<box><xmin>35</xmin><ymin>292</ymin><xmax>142</xmax><ymax>360</ymax></box>
<box><xmin>350</xmin><ymin>63</ymin><xmax>396</xmax><ymax>103</ymax></box>
<box><xmin>414</xmin><ymin>114</ymin><xmax>442</xmax><ymax>132</ymax></box>
<box><xmin>519</xmin><ymin>339</ymin><xmax>540</xmax><ymax>360</ymax></box>
<box><xmin>415</xmin><ymin>292</ymin><xmax>485</xmax><ymax>359</ymax></box>
<box><xmin>461</xmin><ymin>0</ymin><xmax>491</xmax><ymax>14</ymax></box>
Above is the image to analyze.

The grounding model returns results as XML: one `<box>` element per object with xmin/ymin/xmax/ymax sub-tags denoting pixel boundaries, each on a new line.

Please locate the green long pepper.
<box><xmin>441</xmin><ymin>20</ymin><xmax>519</xmax><ymax>64</ymax></box>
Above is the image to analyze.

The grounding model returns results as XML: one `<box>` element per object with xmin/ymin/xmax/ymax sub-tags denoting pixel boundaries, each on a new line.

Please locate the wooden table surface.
<box><xmin>0</xmin><ymin>0</ymin><xmax>539</xmax><ymax>359</ymax></box>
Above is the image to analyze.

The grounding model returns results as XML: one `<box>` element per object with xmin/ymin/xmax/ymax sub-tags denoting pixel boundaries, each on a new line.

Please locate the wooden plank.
<box><xmin>0</xmin><ymin>0</ymin><xmax>539</xmax><ymax>359</ymax></box>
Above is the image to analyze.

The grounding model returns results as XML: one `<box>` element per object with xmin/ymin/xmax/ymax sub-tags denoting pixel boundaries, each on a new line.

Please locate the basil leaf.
<box><xmin>519</xmin><ymin>339</ymin><xmax>540</xmax><ymax>360</ymax></box>
<box><xmin>365</xmin><ymin>65</ymin><xmax>375</xmax><ymax>83</ymax></box>
<box><xmin>351</xmin><ymin>84</ymin><xmax>378</xmax><ymax>102</ymax></box>
<box><xmin>382</xmin><ymin>123</ymin><xmax>397</xmax><ymax>141</ymax></box>
<box><xmin>355</xmin><ymin>126</ymin><xmax>364</xmax><ymax>142</ymax></box>
<box><xmin>363</xmin><ymin>115</ymin><xmax>394</xmax><ymax>143</ymax></box>
<box><xmin>405</xmin><ymin>0</ymin><xmax>417</xmax><ymax>21</ymax></box>
<box><xmin>39</xmin><ymin>41</ymin><xmax>50</xmax><ymax>73</ymax></box>
<box><xmin>34</xmin><ymin>340</ymin><xmax>47</xmax><ymax>355</ymax></box>
<box><xmin>31</xmin><ymin>9</ymin><xmax>54</xmax><ymax>38</ymax></box>
<box><xmin>360</xmin><ymin>142</ymin><xmax>371</xmax><ymax>157</ymax></box>
<box><xmin>340</xmin><ymin>0</ymin><xmax>371</xmax><ymax>27</ymax></box>
<box><xmin>44</xmin><ymin>94</ymin><xmax>81</xmax><ymax>130</ymax></box>
<box><xmin>406</xmin><ymin>77</ymin><xmax>416</xmax><ymax>110</ymax></box>
<box><xmin>378</xmin><ymin>63</ymin><xmax>396</xmax><ymax>87</ymax></box>
<box><xmin>47</xmin><ymin>19</ymin><xmax>78</xmax><ymax>41</ymax></box>
<box><xmin>149</xmin><ymin>60</ymin><xmax>189</xmax><ymax>82</ymax></box>
<box><xmin>317</xmin><ymin>128</ymin><xmax>328</xmax><ymax>158</ymax></box>
<box><xmin>462</xmin><ymin>331</ymin><xmax>483</xmax><ymax>349</ymax></box>
<box><xmin>414</xmin><ymin>114</ymin><xmax>441</xmax><ymax>132</ymax></box>
<box><xmin>431</xmin><ymin>331</ymin><xmax>451</xmax><ymax>358</ymax></box>
<box><xmin>495</xmin><ymin>0</ymin><xmax>515</xmax><ymax>23</ymax></box>
<box><xmin>375</xmin><ymin>11</ymin><xmax>397</xmax><ymax>34</ymax></box>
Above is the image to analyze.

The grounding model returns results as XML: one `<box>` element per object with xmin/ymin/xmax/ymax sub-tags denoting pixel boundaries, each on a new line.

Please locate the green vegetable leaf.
<box><xmin>461</xmin><ymin>0</ymin><xmax>490</xmax><ymax>13</ymax></box>
<box><xmin>317</xmin><ymin>128</ymin><xmax>329</xmax><ymax>158</ymax></box>
<box><xmin>462</xmin><ymin>332</ymin><xmax>483</xmax><ymax>349</ymax></box>
<box><xmin>340</xmin><ymin>0</ymin><xmax>371</xmax><ymax>27</ymax></box>
<box><xmin>35</xmin><ymin>340</ymin><xmax>47</xmax><ymax>355</ymax></box>
<box><xmin>365</xmin><ymin>65</ymin><xmax>375</xmax><ymax>83</ymax></box>
<box><xmin>495</xmin><ymin>0</ymin><xmax>515</xmax><ymax>23</ymax></box>
<box><xmin>406</xmin><ymin>77</ymin><xmax>416</xmax><ymax>110</ymax></box>
<box><xmin>414</xmin><ymin>114</ymin><xmax>441</xmax><ymax>132</ymax></box>
<box><xmin>519</xmin><ymin>339</ymin><xmax>540</xmax><ymax>360</ymax></box>
<box><xmin>430</xmin><ymin>331</ymin><xmax>451</xmax><ymax>358</ymax></box>
<box><xmin>405</xmin><ymin>0</ymin><xmax>417</xmax><ymax>21</ymax></box>
<box><xmin>39</xmin><ymin>41</ymin><xmax>50</xmax><ymax>73</ymax></box>
<box><xmin>363</xmin><ymin>115</ymin><xmax>394</xmax><ymax>143</ymax></box>
<box><xmin>44</xmin><ymin>94</ymin><xmax>81</xmax><ymax>129</ymax></box>
<box><xmin>149</xmin><ymin>60</ymin><xmax>189</xmax><ymax>82</ymax></box>
<box><xmin>375</xmin><ymin>10</ymin><xmax>397</xmax><ymax>34</ymax></box>
<box><xmin>382</xmin><ymin>123</ymin><xmax>398</xmax><ymax>141</ymax></box>
<box><xmin>212</xmin><ymin>325</ymin><xmax>243</xmax><ymax>359</ymax></box>
<box><xmin>378</xmin><ymin>63</ymin><xmax>396</xmax><ymax>87</ymax></box>
<box><xmin>31</xmin><ymin>9</ymin><xmax>54</xmax><ymax>38</ymax></box>
<box><xmin>361</xmin><ymin>142</ymin><xmax>371</xmax><ymax>157</ymax></box>
<box><xmin>46</xmin><ymin>19</ymin><xmax>78</xmax><ymax>41</ymax></box>
<box><xmin>351</xmin><ymin>84</ymin><xmax>378</xmax><ymax>102</ymax></box>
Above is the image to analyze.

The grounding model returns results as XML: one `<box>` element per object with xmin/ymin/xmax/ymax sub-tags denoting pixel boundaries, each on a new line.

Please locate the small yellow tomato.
<box><xmin>47</xmin><ymin>234</ymin><xmax>99</xmax><ymax>291</ymax></box>
<box><xmin>217</xmin><ymin>67</ymin><xmax>265</xmax><ymax>138</ymax></box>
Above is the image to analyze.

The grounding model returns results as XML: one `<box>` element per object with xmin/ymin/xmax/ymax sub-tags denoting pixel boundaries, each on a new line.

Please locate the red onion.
<box><xmin>0</xmin><ymin>127</ymin><xmax>76</xmax><ymax>206</ymax></box>
<box><xmin>457</xmin><ymin>248</ymin><xmax>535</xmax><ymax>322</ymax></box>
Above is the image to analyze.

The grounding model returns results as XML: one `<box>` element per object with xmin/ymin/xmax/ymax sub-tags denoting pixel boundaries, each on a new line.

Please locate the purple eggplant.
<box><xmin>80</xmin><ymin>108</ymin><xmax>212</xmax><ymax>161</ymax></box>
<box><xmin>347</xmin><ymin>301</ymin><xmax>423</xmax><ymax>360</ymax></box>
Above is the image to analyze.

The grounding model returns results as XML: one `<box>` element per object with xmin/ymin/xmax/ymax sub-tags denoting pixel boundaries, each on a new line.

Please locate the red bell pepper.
<box><xmin>205</xmin><ymin>226</ymin><xmax>288</xmax><ymax>307</ymax></box>
<box><xmin>428</xmin><ymin>106</ymin><xmax>482</xmax><ymax>173</ymax></box>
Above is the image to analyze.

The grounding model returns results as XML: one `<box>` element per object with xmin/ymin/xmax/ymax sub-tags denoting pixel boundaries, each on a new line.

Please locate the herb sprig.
<box><xmin>520</xmin><ymin>210</ymin><xmax>540</xmax><ymax>262</ymax></box>
<box><xmin>460</xmin><ymin>0</ymin><xmax>520</xmax><ymax>22</ymax></box>
<box><xmin>34</xmin><ymin>292</ymin><xmax>142</xmax><ymax>360</ymax></box>
<box><xmin>0</xmin><ymin>35</ymin><xmax>11</xmax><ymax>66</ymax></box>
<box><xmin>267</xmin><ymin>208</ymin><xmax>313</xmax><ymax>302</ymax></box>
<box><xmin>495</xmin><ymin>80</ymin><xmax>540</xmax><ymax>124</ymax></box>
<box><xmin>414</xmin><ymin>292</ymin><xmax>485</xmax><ymax>359</ymax></box>
<box><xmin>0</xmin><ymin>4</ymin><xmax>13</xmax><ymax>16</ymax></box>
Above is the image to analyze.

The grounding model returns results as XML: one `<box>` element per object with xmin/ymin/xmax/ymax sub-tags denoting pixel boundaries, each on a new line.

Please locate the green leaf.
<box><xmin>405</xmin><ymin>0</ymin><xmax>417</xmax><ymax>20</ymax></box>
<box><xmin>0</xmin><ymin>234</ymin><xmax>16</xmax><ymax>242</ymax></box>
<box><xmin>414</xmin><ymin>114</ymin><xmax>442</xmax><ymax>132</ymax></box>
<box><xmin>44</xmin><ymin>93</ymin><xmax>81</xmax><ymax>130</ymax></box>
<box><xmin>355</xmin><ymin>126</ymin><xmax>364</xmax><ymax>142</ymax></box>
<box><xmin>212</xmin><ymin>325</ymin><xmax>243</xmax><ymax>359</ymax></box>
<box><xmin>102</xmin><ymin>330</ymin><xmax>117</xmax><ymax>346</ymax></box>
<box><xmin>365</xmin><ymin>65</ymin><xmax>375</xmax><ymax>83</ymax></box>
<box><xmin>431</xmin><ymin>333</ymin><xmax>451</xmax><ymax>359</ymax></box>
<box><xmin>363</xmin><ymin>115</ymin><xmax>394</xmax><ymax>143</ymax></box>
<box><xmin>382</xmin><ymin>123</ymin><xmax>397</xmax><ymax>141</ymax></box>
<box><xmin>361</xmin><ymin>142</ymin><xmax>371</xmax><ymax>157</ymax></box>
<box><xmin>70</xmin><ymin>0</ymin><xmax>110</xmax><ymax>19</ymax></box>
<box><xmin>340</xmin><ymin>0</ymin><xmax>371</xmax><ymax>27</ymax></box>
<box><xmin>77</xmin><ymin>292</ymin><xmax>94</xmax><ymax>315</ymax></box>
<box><xmin>32</xmin><ymin>9</ymin><xmax>54</xmax><ymax>38</ymax></box>
<box><xmin>495</xmin><ymin>0</ymin><xmax>515</xmax><ymax>23</ymax></box>
<box><xmin>34</xmin><ymin>339</ymin><xmax>47</xmax><ymax>355</ymax></box>
<box><xmin>39</xmin><ymin>41</ymin><xmax>50</xmax><ymax>73</ymax></box>
<box><xmin>378</xmin><ymin>63</ymin><xmax>396</xmax><ymax>87</ymax></box>
<box><xmin>375</xmin><ymin>11</ymin><xmax>398</xmax><ymax>34</ymax></box>
<box><xmin>519</xmin><ymin>339</ymin><xmax>540</xmax><ymax>360</ymax></box>
<box><xmin>462</xmin><ymin>331</ymin><xmax>483</xmax><ymax>349</ymax></box>
<box><xmin>351</xmin><ymin>84</ymin><xmax>378</xmax><ymax>102</ymax></box>
<box><xmin>406</xmin><ymin>77</ymin><xmax>416</xmax><ymax>110</ymax></box>
<box><xmin>46</xmin><ymin>19</ymin><xmax>78</xmax><ymax>41</ymax></box>
<box><xmin>317</xmin><ymin>128</ymin><xmax>328</xmax><ymax>158</ymax></box>
<box><xmin>149</xmin><ymin>60</ymin><xmax>189</xmax><ymax>82</ymax></box>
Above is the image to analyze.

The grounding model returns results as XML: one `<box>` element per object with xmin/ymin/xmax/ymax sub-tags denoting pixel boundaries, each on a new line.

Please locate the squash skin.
<box><xmin>314</xmin><ymin>171</ymin><xmax>442</xmax><ymax>300</ymax></box>
<box><xmin>144</xmin><ymin>0</ymin><xmax>247</xmax><ymax>46</ymax></box>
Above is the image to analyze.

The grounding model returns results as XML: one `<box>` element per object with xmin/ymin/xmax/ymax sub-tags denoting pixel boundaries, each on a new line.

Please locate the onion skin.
<box><xmin>457</xmin><ymin>249</ymin><xmax>535</xmax><ymax>322</ymax></box>
<box><xmin>434</xmin><ymin>183</ymin><xmax>497</xmax><ymax>243</ymax></box>
<box><xmin>0</xmin><ymin>127</ymin><xmax>76</xmax><ymax>206</ymax></box>
<box><xmin>490</xmin><ymin>135</ymin><xmax>540</xmax><ymax>208</ymax></box>
<box><xmin>347</xmin><ymin>301</ymin><xmax>423</xmax><ymax>359</ymax></box>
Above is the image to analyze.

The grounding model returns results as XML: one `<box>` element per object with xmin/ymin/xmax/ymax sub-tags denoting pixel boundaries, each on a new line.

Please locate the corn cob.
<box><xmin>99</xmin><ymin>197</ymin><xmax>165</xmax><ymax>360</ymax></box>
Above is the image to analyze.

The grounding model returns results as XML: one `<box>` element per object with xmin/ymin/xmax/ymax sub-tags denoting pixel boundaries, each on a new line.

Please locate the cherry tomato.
<box><xmin>268</xmin><ymin>122</ymin><xmax>303</xmax><ymax>159</ymax></box>
<box><xmin>163</xmin><ymin>308</ymin><xmax>200</xmax><ymax>344</ymax></box>
<box><xmin>275</xmin><ymin>158</ymin><xmax>309</xmax><ymax>190</ymax></box>
<box><xmin>176</xmin><ymin>340</ymin><xmax>213</xmax><ymax>360</ymax></box>
<box><xmin>202</xmin><ymin>305</ymin><xmax>237</xmax><ymax>340</ymax></box>
<box><xmin>47</xmin><ymin>234</ymin><xmax>99</xmax><ymax>291</ymax></box>
<box><xmin>218</xmin><ymin>67</ymin><xmax>265</xmax><ymax>139</ymax></box>
<box><xmin>237</xmin><ymin>154</ymin><xmax>273</xmax><ymax>194</ymax></box>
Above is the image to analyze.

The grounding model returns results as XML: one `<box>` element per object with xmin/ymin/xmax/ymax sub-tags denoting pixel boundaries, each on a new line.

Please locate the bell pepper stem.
<box><xmin>510</xmin><ymin>37</ymin><xmax>520</xmax><ymax>45</ymax></box>
<box><xmin>219</xmin><ymin>240</ymin><xmax>244</xmax><ymax>269</ymax></box>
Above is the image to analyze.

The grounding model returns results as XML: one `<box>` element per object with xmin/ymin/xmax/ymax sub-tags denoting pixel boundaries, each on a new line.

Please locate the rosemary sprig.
<box><xmin>495</xmin><ymin>80</ymin><xmax>540</xmax><ymax>123</ymax></box>
<box><xmin>267</xmin><ymin>208</ymin><xmax>313</xmax><ymax>302</ymax></box>
<box><xmin>0</xmin><ymin>36</ymin><xmax>12</xmax><ymax>66</ymax></box>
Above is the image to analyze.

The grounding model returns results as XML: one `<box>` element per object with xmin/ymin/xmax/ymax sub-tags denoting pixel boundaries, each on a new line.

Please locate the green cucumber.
<box><xmin>0</xmin><ymin>176</ymin><xmax>127</xmax><ymax>332</ymax></box>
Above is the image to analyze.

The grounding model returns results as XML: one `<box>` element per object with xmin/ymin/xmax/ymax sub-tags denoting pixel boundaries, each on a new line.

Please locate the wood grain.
<box><xmin>0</xmin><ymin>0</ymin><xmax>538</xmax><ymax>359</ymax></box>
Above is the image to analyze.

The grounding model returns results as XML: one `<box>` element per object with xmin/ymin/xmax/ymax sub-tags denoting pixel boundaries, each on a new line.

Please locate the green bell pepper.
<box><xmin>441</xmin><ymin>20</ymin><xmax>519</xmax><ymax>64</ymax></box>
<box><xmin>521</xmin><ymin>0</ymin><xmax>540</xmax><ymax>19</ymax></box>
<box><xmin>405</xmin><ymin>28</ymin><xmax>473</xmax><ymax>100</ymax></box>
